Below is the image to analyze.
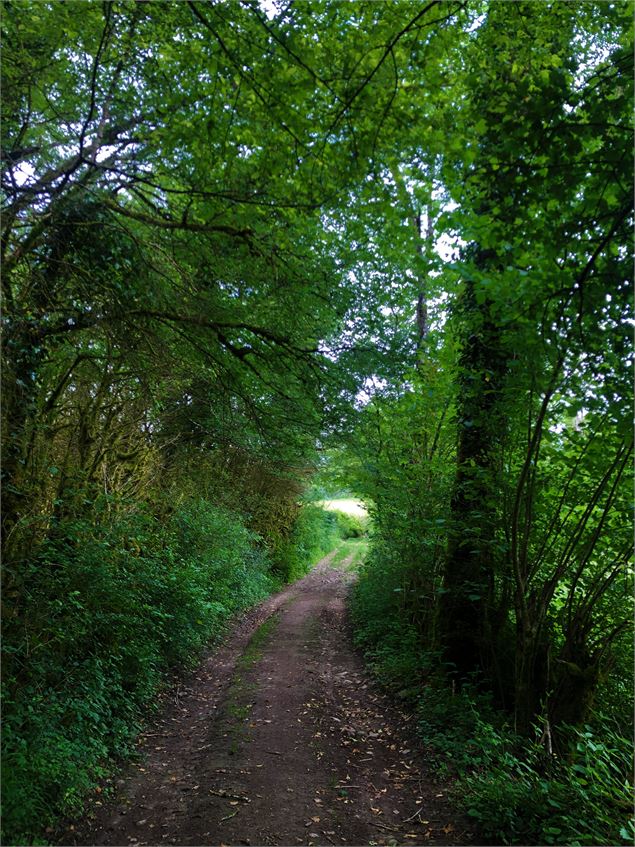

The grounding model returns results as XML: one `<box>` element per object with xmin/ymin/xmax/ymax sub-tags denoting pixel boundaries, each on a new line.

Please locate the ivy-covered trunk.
<box><xmin>442</xmin><ymin>259</ymin><xmax>510</xmax><ymax>685</ymax></box>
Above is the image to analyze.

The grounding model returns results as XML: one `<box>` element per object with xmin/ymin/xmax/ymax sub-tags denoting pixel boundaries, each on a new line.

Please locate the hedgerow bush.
<box><xmin>416</xmin><ymin>683</ymin><xmax>504</xmax><ymax>773</ymax></box>
<box><xmin>351</xmin><ymin>542</ymin><xmax>433</xmax><ymax>694</ymax></box>
<box><xmin>461</xmin><ymin>720</ymin><xmax>634</xmax><ymax>846</ymax></box>
<box><xmin>413</xmin><ymin>678</ymin><xmax>633</xmax><ymax>845</ymax></box>
<box><xmin>331</xmin><ymin>509</ymin><xmax>366</xmax><ymax>538</ymax></box>
<box><xmin>1</xmin><ymin>497</ymin><xmax>277</xmax><ymax>845</ymax></box>
<box><xmin>270</xmin><ymin>504</ymin><xmax>342</xmax><ymax>581</ymax></box>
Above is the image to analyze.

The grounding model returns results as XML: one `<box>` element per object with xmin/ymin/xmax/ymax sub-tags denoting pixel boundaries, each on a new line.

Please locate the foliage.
<box><xmin>268</xmin><ymin>503</ymin><xmax>343</xmax><ymax>582</ymax></box>
<box><xmin>346</xmin><ymin>0</ymin><xmax>632</xmax><ymax>751</ymax></box>
<box><xmin>415</xmin><ymin>681</ymin><xmax>634</xmax><ymax>846</ymax></box>
<box><xmin>462</xmin><ymin>721</ymin><xmax>634</xmax><ymax>846</ymax></box>
<box><xmin>330</xmin><ymin>509</ymin><xmax>366</xmax><ymax>539</ymax></box>
<box><xmin>352</xmin><ymin>540</ymin><xmax>439</xmax><ymax>696</ymax></box>
<box><xmin>1</xmin><ymin>1</ymin><xmax>633</xmax><ymax>844</ymax></box>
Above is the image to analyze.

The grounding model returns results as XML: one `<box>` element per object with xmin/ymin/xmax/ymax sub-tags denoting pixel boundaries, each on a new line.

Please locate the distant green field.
<box><xmin>320</xmin><ymin>497</ymin><xmax>368</xmax><ymax>517</ymax></box>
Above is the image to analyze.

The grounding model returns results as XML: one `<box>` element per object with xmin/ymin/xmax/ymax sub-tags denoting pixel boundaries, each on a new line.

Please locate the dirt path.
<box><xmin>65</xmin><ymin>555</ymin><xmax>471</xmax><ymax>847</ymax></box>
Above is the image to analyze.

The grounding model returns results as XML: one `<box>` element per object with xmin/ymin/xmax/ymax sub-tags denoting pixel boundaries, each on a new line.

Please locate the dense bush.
<box><xmin>269</xmin><ymin>504</ymin><xmax>364</xmax><ymax>581</ymax></box>
<box><xmin>269</xmin><ymin>504</ymin><xmax>339</xmax><ymax>581</ymax></box>
<box><xmin>331</xmin><ymin>509</ymin><xmax>366</xmax><ymax>539</ymax></box>
<box><xmin>416</xmin><ymin>683</ymin><xmax>504</xmax><ymax>773</ymax></box>
<box><xmin>1</xmin><ymin>497</ymin><xmax>278</xmax><ymax>845</ymax></box>
<box><xmin>351</xmin><ymin>542</ymin><xmax>436</xmax><ymax>695</ymax></box>
<box><xmin>462</xmin><ymin>720</ymin><xmax>634</xmax><ymax>846</ymax></box>
<box><xmin>413</xmin><ymin>680</ymin><xmax>632</xmax><ymax>846</ymax></box>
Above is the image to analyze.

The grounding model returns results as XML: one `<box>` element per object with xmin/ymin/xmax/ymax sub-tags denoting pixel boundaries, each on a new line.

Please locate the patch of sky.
<box><xmin>356</xmin><ymin>376</ymin><xmax>388</xmax><ymax>407</ymax></box>
<box><xmin>13</xmin><ymin>161</ymin><xmax>36</xmax><ymax>187</ymax></box>
<box><xmin>258</xmin><ymin>0</ymin><xmax>278</xmax><ymax>19</ymax></box>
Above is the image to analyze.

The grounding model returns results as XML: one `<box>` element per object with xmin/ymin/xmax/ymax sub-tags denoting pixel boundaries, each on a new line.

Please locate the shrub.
<box><xmin>351</xmin><ymin>543</ymin><xmax>434</xmax><ymax>694</ymax></box>
<box><xmin>416</xmin><ymin>683</ymin><xmax>504</xmax><ymax>774</ymax></box>
<box><xmin>462</xmin><ymin>722</ymin><xmax>634</xmax><ymax>846</ymax></box>
<box><xmin>270</xmin><ymin>504</ymin><xmax>340</xmax><ymax>581</ymax></box>
<box><xmin>352</xmin><ymin>539</ymin><xmax>634</xmax><ymax>847</ymax></box>
<box><xmin>331</xmin><ymin>509</ymin><xmax>366</xmax><ymax>538</ymax></box>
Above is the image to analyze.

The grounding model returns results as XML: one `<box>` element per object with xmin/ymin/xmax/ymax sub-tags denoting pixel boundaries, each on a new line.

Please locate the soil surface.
<box><xmin>63</xmin><ymin>553</ymin><xmax>472</xmax><ymax>847</ymax></box>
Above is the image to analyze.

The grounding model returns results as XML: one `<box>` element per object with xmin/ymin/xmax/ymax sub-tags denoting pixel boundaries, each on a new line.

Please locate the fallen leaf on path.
<box><xmin>209</xmin><ymin>789</ymin><xmax>250</xmax><ymax>802</ymax></box>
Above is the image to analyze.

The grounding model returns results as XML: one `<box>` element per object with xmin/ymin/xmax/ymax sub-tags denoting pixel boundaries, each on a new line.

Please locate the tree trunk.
<box><xmin>442</xmin><ymin>254</ymin><xmax>509</xmax><ymax>683</ymax></box>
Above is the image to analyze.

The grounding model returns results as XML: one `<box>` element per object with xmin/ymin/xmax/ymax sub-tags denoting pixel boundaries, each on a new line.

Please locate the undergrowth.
<box><xmin>415</xmin><ymin>685</ymin><xmax>634</xmax><ymax>846</ymax></box>
<box><xmin>351</xmin><ymin>542</ymin><xmax>435</xmax><ymax>694</ymax></box>
<box><xmin>352</xmin><ymin>548</ymin><xmax>634</xmax><ymax>847</ymax></box>
<box><xmin>329</xmin><ymin>509</ymin><xmax>367</xmax><ymax>539</ymax></box>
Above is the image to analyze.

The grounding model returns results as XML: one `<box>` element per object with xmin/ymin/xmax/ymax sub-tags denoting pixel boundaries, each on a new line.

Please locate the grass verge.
<box><xmin>330</xmin><ymin>538</ymin><xmax>369</xmax><ymax>572</ymax></box>
<box><xmin>223</xmin><ymin>612</ymin><xmax>282</xmax><ymax>755</ymax></box>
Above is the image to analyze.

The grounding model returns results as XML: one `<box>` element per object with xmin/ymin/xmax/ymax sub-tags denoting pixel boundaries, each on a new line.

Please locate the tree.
<box><xmin>437</xmin><ymin>0</ymin><xmax>633</xmax><ymax>728</ymax></box>
<box><xmin>339</xmin><ymin>0</ymin><xmax>632</xmax><ymax>735</ymax></box>
<box><xmin>1</xmin><ymin>0</ymin><xmax>468</xmax><ymax>562</ymax></box>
